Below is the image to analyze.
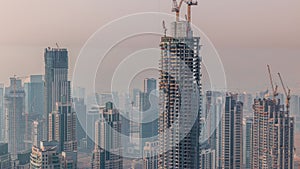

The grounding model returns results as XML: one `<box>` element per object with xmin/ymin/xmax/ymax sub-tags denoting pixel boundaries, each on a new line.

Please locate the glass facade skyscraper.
<box><xmin>44</xmin><ymin>47</ymin><xmax>68</xmax><ymax>140</ymax></box>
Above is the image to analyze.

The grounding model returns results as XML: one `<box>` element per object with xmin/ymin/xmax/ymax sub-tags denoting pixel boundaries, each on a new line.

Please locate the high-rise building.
<box><xmin>91</xmin><ymin>102</ymin><xmax>122</xmax><ymax>169</ymax></box>
<box><xmin>4</xmin><ymin>77</ymin><xmax>26</xmax><ymax>158</ymax></box>
<box><xmin>244</xmin><ymin>117</ymin><xmax>253</xmax><ymax>169</ymax></box>
<box><xmin>24</xmin><ymin>75</ymin><xmax>44</xmax><ymax>116</ymax></box>
<box><xmin>31</xmin><ymin>120</ymin><xmax>44</xmax><ymax>148</ymax></box>
<box><xmin>200</xmin><ymin>148</ymin><xmax>216</xmax><ymax>169</ymax></box>
<box><xmin>86</xmin><ymin>106</ymin><xmax>101</xmax><ymax>151</ymax></box>
<box><xmin>0</xmin><ymin>143</ymin><xmax>11</xmax><ymax>168</ymax></box>
<box><xmin>200</xmin><ymin>91</ymin><xmax>224</xmax><ymax>169</ymax></box>
<box><xmin>290</xmin><ymin>95</ymin><xmax>300</xmax><ymax>132</ymax></box>
<box><xmin>0</xmin><ymin>84</ymin><xmax>4</xmax><ymax>142</ymax></box>
<box><xmin>48</xmin><ymin>102</ymin><xmax>77</xmax><ymax>153</ymax></box>
<box><xmin>23</xmin><ymin>75</ymin><xmax>45</xmax><ymax>149</ymax></box>
<box><xmin>221</xmin><ymin>93</ymin><xmax>243</xmax><ymax>169</ymax></box>
<box><xmin>143</xmin><ymin>141</ymin><xmax>159</xmax><ymax>169</ymax></box>
<box><xmin>144</xmin><ymin>78</ymin><xmax>157</xmax><ymax>94</ymax></box>
<box><xmin>237</xmin><ymin>92</ymin><xmax>253</xmax><ymax>115</ymax></box>
<box><xmin>61</xmin><ymin>151</ymin><xmax>77</xmax><ymax>169</ymax></box>
<box><xmin>44</xmin><ymin>46</ymin><xmax>78</xmax><ymax>168</ymax></box>
<box><xmin>44</xmin><ymin>47</ymin><xmax>69</xmax><ymax>140</ymax></box>
<box><xmin>140</xmin><ymin>78</ymin><xmax>158</xmax><ymax>150</ymax></box>
<box><xmin>73</xmin><ymin>98</ymin><xmax>87</xmax><ymax>149</ymax></box>
<box><xmin>30</xmin><ymin>141</ymin><xmax>61</xmax><ymax>169</ymax></box>
<box><xmin>252</xmin><ymin>98</ymin><xmax>294</xmax><ymax>169</ymax></box>
<box><xmin>158</xmin><ymin>16</ymin><xmax>202</xmax><ymax>168</ymax></box>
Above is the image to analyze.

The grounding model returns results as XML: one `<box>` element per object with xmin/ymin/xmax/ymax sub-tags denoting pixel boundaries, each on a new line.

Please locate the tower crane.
<box><xmin>172</xmin><ymin>0</ymin><xmax>198</xmax><ymax>22</ymax></box>
<box><xmin>162</xmin><ymin>20</ymin><xmax>167</xmax><ymax>37</ymax></box>
<box><xmin>278</xmin><ymin>72</ymin><xmax>291</xmax><ymax>114</ymax></box>
<box><xmin>267</xmin><ymin>65</ymin><xmax>278</xmax><ymax>101</ymax></box>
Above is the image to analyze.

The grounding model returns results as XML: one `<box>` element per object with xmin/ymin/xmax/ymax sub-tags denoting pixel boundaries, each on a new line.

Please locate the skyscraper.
<box><xmin>44</xmin><ymin>47</ymin><xmax>68</xmax><ymax>140</ymax></box>
<box><xmin>143</xmin><ymin>141</ymin><xmax>159</xmax><ymax>169</ymax></box>
<box><xmin>73</xmin><ymin>97</ymin><xmax>87</xmax><ymax>148</ymax></box>
<box><xmin>158</xmin><ymin>7</ymin><xmax>202</xmax><ymax>168</ymax></box>
<box><xmin>221</xmin><ymin>93</ymin><xmax>243</xmax><ymax>169</ymax></box>
<box><xmin>252</xmin><ymin>98</ymin><xmax>294</xmax><ymax>169</ymax></box>
<box><xmin>244</xmin><ymin>117</ymin><xmax>253</xmax><ymax>169</ymax></box>
<box><xmin>48</xmin><ymin>101</ymin><xmax>77</xmax><ymax>152</ymax></box>
<box><xmin>24</xmin><ymin>75</ymin><xmax>44</xmax><ymax>116</ymax></box>
<box><xmin>4</xmin><ymin>77</ymin><xmax>26</xmax><ymax>158</ymax></box>
<box><xmin>140</xmin><ymin>78</ymin><xmax>158</xmax><ymax>149</ymax></box>
<box><xmin>24</xmin><ymin>75</ymin><xmax>45</xmax><ymax>149</ymax></box>
<box><xmin>144</xmin><ymin>78</ymin><xmax>156</xmax><ymax>94</ymax></box>
<box><xmin>0</xmin><ymin>84</ymin><xmax>4</xmax><ymax>142</ymax></box>
<box><xmin>31</xmin><ymin>120</ymin><xmax>44</xmax><ymax>148</ymax></box>
<box><xmin>200</xmin><ymin>91</ymin><xmax>224</xmax><ymax>169</ymax></box>
<box><xmin>44</xmin><ymin>46</ymin><xmax>77</xmax><ymax>168</ymax></box>
<box><xmin>92</xmin><ymin>102</ymin><xmax>122</xmax><ymax>169</ymax></box>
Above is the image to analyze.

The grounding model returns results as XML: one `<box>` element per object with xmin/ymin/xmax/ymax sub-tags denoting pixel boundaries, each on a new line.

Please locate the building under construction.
<box><xmin>4</xmin><ymin>77</ymin><xmax>26</xmax><ymax>159</ymax></box>
<box><xmin>252</xmin><ymin>68</ymin><xmax>294</xmax><ymax>169</ymax></box>
<box><xmin>252</xmin><ymin>98</ymin><xmax>294</xmax><ymax>169</ymax></box>
<box><xmin>158</xmin><ymin>0</ymin><xmax>202</xmax><ymax>168</ymax></box>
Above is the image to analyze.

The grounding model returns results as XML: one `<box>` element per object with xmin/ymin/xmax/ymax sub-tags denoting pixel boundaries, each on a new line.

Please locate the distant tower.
<box><xmin>92</xmin><ymin>102</ymin><xmax>123</xmax><ymax>169</ymax></box>
<box><xmin>221</xmin><ymin>93</ymin><xmax>243</xmax><ymax>169</ymax></box>
<box><xmin>140</xmin><ymin>78</ymin><xmax>158</xmax><ymax>149</ymax></box>
<box><xmin>244</xmin><ymin>117</ymin><xmax>253</xmax><ymax>169</ymax></box>
<box><xmin>48</xmin><ymin>100</ymin><xmax>77</xmax><ymax>152</ymax></box>
<box><xmin>24</xmin><ymin>75</ymin><xmax>44</xmax><ymax>116</ymax></box>
<box><xmin>200</xmin><ymin>91</ymin><xmax>224</xmax><ymax>169</ymax></box>
<box><xmin>0</xmin><ymin>84</ymin><xmax>4</xmax><ymax>142</ymax></box>
<box><xmin>144</xmin><ymin>78</ymin><xmax>157</xmax><ymax>94</ymax></box>
<box><xmin>44</xmin><ymin>47</ymin><xmax>69</xmax><ymax>140</ymax></box>
<box><xmin>4</xmin><ymin>77</ymin><xmax>26</xmax><ymax>158</ymax></box>
<box><xmin>31</xmin><ymin>120</ymin><xmax>44</xmax><ymax>148</ymax></box>
<box><xmin>158</xmin><ymin>1</ymin><xmax>202</xmax><ymax>168</ymax></box>
<box><xmin>143</xmin><ymin>141</ymin><xmax>159</xmax><ymax>169</ymax></box>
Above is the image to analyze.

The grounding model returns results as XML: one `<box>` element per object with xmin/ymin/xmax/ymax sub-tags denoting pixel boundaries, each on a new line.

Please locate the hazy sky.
<box><xmin>0</xmin><ymin>0</ymin><xmax>299</xmax><ymax>94</ymax></box>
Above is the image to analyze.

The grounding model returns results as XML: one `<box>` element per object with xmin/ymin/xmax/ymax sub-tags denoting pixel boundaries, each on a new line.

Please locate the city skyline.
<box><xmin>0</xmin><ymin>0</ymin><xmax>299</xmax><ymax>168</ymax></box>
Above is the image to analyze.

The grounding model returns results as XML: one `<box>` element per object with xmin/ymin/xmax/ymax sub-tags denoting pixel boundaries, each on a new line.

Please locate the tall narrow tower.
<box><xmin>158</xmin><ymin>1</ymin><xmax>202</xmax><ymax>168</ymax></box>
<box><xmin>92</xmin><ymin>102</ymin><xmax>122</xmax><ymax>169</ymax></box>
<box><xmin>4</xmin><ymin>77</ymin><xmax>26</xmax><ymax>158</ymax></box>
<box><xmin>221</xmin><ymin>93</ymin><xmax>243</xmax><ymax>169</ymax></box>
<box><xmin>44</xmin><ymin>47</ymin><xmax>68</xmax><ymax>140</ymax></box>
<box><xmin>44</xmin><ymin>47</ymin><xmax>77</xmax><ymax>167</ymax></box>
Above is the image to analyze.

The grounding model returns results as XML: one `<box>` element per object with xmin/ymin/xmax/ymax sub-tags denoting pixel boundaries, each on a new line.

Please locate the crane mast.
<box><xmin>267</xmin><ymin>65</ymin><xmax>278</xmax><ymax>100</ymax></box>
<box><xmin>278</xmin><ymin>72</ymin><xmax>291</xmax><ymax>114</ymax></box>
<box><xmin>172</xmin><ymin>0</ymin><xmax>198</xmax><ymax>22</ymax></box>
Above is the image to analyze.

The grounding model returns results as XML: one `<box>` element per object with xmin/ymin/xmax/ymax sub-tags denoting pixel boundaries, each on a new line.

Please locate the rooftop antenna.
<box><xmin>56</xmin><ymin>43</ymin><xmax>60</xmax><ymax>49</ymax></box>
<box><xmin>162</xmin><ymin>20</ymin><xmax>167</xmax><ymax>37</ymax></box>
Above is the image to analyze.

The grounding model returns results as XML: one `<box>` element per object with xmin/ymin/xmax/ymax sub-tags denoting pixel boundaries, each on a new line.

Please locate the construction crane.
<box><xmin>267</xmin><ymin>65</ymin><xmax>278</xmax><ymax>100</ymax></box>
<box><xmin>172</xmin><ymin>0</ymin><xmax>198</xmax><ymax>22</ymax></box>
<box><xmin>162</xmin><ymin>20</ymin><xmax>167</xmax><ymax>37</ymax></box>
<box><xmin>278</xmin><ymin>72</ymin><xmax>291</xmax><ymax>114</ymax></box>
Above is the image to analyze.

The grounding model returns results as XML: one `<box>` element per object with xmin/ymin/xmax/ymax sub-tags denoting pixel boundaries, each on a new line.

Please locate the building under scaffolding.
<box><xmin>252</xmin><ymin>98</ymin><xmax>294</xmax><ymax>169</ymax></box>
<box><xmin>158</xmin><ymin>19</ymin><xmax>202</xmax><ymax>168</ymax></box>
